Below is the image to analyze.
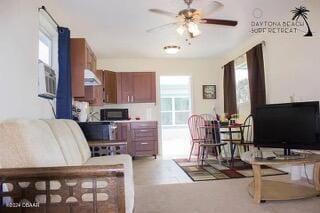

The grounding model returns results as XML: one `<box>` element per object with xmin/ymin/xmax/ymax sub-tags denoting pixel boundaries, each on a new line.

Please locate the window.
<box><xmin>235</xmin><ymin>55</ymin><xmax>251</xmax><ymax>116</ymax></box>
<box><xmin>38</xmin><ymin>10</ymin><xmax>58</xmax><ymax>70</ymax></box>
<box><xmin>38</xmin><ymin>30</ymin><xmax>52</xmax><ymax>66</ymax></box>
<box><xmin>160</xmin><ymin>76</ymin><xmax>192</xmax><ymax>127</ymax></box>
<box><xmin>161</xmin><ymin>97</ymin><xmax>191</xmax><ymax>126</ymax></box>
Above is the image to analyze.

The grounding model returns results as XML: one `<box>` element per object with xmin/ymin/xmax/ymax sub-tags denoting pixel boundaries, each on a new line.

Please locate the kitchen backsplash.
<box><xmin>91</xmin><ymin>103</ymin><xmax>158</xmax><ymax>121</ymax></box>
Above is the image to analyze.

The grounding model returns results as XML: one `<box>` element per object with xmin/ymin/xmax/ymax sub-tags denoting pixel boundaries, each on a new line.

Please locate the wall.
<box><xmin>0</xmin><ymin>0</ymin><xmax>55</xmax><ymax>120</ymax></box>
<box><xmin>219</xmin><ymin>36</ymin><xmax>320</xmax><ymax>110</ymax></box>
<box><xmin>218</xmin><ymin>0</ymin><xmax>320</xmax><ymax>111</ymax></box>
<box><xmin>94</xmin><ymin>58</ymin><xmax>223</xmax><ymax>121</ymax></box>
<box><xmin>218</xmin><ymin>0</ymin><xmax>320</xmax><ymax>179</ymax></box>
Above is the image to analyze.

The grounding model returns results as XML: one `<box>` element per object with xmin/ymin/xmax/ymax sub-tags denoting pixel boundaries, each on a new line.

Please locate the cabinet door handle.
<box><xmin>106</xmin><ymin>95</ymin><xmax>109</xmax><ymax>103</ymax></box>
<box><xmin>131</xmin><ymin>96</ymin><xmax>134</xmax><ymax>102</ymax></box>
<box><xmin>127</xmin><ymin>96</ymin><xmax>130</xmax><ymax>102</ymax></box>
<box><xmin>140</xmin><ymin>142</ymin><xmax>149</xmax><ymax>145</ymax></box>
<box><xmin>139</xmin><ymin>129</ymin><xmax>149</xmax><ymax>132</ymax></box>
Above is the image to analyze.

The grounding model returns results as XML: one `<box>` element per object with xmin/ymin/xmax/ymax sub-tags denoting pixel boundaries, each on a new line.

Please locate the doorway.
<box><xmin>160</xmin><ymin>76</ymin><xmax>192</xmax><ymax>158</ymax></box>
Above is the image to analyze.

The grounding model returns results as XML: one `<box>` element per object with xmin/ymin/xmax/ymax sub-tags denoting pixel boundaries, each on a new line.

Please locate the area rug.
<box><xmin>174</xmin><ymin>159</ymin><xmax>287</xmax><ymax>181</ymax></box>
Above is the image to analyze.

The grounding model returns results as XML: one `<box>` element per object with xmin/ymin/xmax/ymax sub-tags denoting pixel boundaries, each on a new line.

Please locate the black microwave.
<box><xmin>100</xmin><ymin>108</ymin><xmax>129</xmax><ymax>121</ymax></box>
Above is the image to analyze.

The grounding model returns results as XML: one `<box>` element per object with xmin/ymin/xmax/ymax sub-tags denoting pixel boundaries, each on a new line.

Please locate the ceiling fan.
<box><xmin>147</xmin><ymin>0</ymin><xmax>238</xmax><ymax>38</ymax></box>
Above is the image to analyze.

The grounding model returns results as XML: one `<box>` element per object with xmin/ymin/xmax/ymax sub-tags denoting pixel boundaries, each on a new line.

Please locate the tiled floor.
<box><xmin>133</xmin><ymin>156</ymin><xmax>192</xmax><ymax>186</ymax></box>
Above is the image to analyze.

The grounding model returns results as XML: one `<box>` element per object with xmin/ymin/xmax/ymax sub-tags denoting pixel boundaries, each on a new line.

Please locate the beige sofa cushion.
<box><xmin>84</xmin><ymin>154</ymin><xmax>134</xmax><ymax>213</ymax></box>
<box><xmin>63</xmin><ymin>120</ymin><xmax>91</xmax><ymax>162</ymax></box>
<box><xmin>0</xmin><ymin>119</ymin><xmax>66</xmax><ymax>168</ymax></box>
<box><xmin>43</xmin><ymin>120</ymin><xmax>84</xmax><ymax>166</ymax></box>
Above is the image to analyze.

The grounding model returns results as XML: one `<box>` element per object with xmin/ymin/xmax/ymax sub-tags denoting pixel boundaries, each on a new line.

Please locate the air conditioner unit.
<box><xmin>38</xmin><ymin>61</ymin><xmax>56</xmax><ymax>99</ymax></box>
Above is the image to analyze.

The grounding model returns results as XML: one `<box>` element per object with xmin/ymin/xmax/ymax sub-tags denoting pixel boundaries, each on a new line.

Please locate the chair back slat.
<box><xmin>211</xmin><ymin>120</ymin><xmax>221</xmax><ymax>144</ymax></box>
<box><xmin>242</xmin><ymin>114</ymin><xmax>254</xmax><ymax>143</ymax></box>
<box><xmin>201</xmin><ymin>119</ymin><xmax>221</xmax><ymax>145</ymax></box>
<box><xmin>200</xmin><ymin>114</ymin><xmax>215</xmax><ymax>122</ymax></box>
<box><xmin>188</xmin><ymin>115</ymin><xmax>206</xmax><ymax>140</ymax></box>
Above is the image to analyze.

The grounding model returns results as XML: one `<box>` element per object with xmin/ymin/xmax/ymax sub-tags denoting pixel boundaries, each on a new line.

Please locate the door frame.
<box><xmin>157</xmin><ymin>75</ymin><xmax>193</xmax><ymax>157</ymax></box>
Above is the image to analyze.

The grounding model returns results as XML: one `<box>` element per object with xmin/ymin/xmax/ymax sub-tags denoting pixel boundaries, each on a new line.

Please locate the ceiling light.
<box><xmin>188</xmin><ymin>22</ymin><xmax>201</xmax><ymax>37</ymax></box>
<box><xmin>176</xmin><ymin>25</ymin><xmax>186</xmax><ymax>36</ymax></box>
<box><xmin>163</xmin><ymin>45</ymin><xmax>181</xmax><ymax>54</ymax></box>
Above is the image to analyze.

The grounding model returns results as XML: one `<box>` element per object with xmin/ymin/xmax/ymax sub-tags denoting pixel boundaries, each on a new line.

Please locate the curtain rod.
<box><xmin>221</xmin><ymin>41</ymin><xmax>266</xmax><ymax>69</ymax></box>
<box><xmin>38</xmin><ymin>6</ymin><xmax>60</xmax><ymax>28</ymax></box>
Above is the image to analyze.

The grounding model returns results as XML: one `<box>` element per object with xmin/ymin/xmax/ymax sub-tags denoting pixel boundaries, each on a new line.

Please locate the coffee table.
<box><xmin>241</xmin><ymin>151</ymin><xmax>320</xmax><ymax>203</ymax></box>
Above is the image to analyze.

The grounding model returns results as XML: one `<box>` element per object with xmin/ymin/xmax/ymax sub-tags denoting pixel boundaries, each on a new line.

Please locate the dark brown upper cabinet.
<box><xmin>70</xmin><ymin>38</ymin><xmax>97</xmax><ymax>98</ymax></box>
<box><xmin>103</xmin><ymin>71</ymin><xmax>117</xmax><ymax>104</ymax></box>
<box><xmin>116</xmin><ymin>72</ymin><xmax>156</xmax><ymax>104</ymax></box>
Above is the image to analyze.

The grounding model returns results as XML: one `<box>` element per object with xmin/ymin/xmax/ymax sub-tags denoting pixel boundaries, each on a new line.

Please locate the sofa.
<box><xmin>0</xmin><ymin>119</ymin><xmax>134</xmax><ymax>213</ymax></box>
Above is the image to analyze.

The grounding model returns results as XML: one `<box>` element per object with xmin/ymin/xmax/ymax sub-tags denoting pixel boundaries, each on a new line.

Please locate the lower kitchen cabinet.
<box><xmin>116</xmin><ymin>121</ymin><xmax>158</xmax><ymax>159</ymax></box>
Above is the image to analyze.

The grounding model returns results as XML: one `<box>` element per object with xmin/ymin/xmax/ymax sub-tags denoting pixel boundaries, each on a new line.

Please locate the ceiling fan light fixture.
<box><xmin>187</xmin><ymin>22</ymin><xmax>201</xmax><ymax>37</ymax></box>
<box><xmin>163</xmin><ymin>45</ymin><xmax>181</xmax><ymax>54</ymax></box>
<box><xmin>176</xmin><ymin>25</ymin><xmax>186</xmax><ymax>35</ymax></box>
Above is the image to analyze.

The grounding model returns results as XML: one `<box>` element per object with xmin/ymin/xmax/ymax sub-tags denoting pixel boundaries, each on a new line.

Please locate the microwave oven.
<box><xmin>100</xmin><ymin>109</ymin><xmax>129</xmax><ymax>121</ymax></box>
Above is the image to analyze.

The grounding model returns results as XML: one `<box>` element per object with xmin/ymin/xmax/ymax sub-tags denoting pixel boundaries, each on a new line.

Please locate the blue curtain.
<box><xmin>56</xmin><ymin>27</ymin><xmax>72</xmax><ymax>119</ymax></box>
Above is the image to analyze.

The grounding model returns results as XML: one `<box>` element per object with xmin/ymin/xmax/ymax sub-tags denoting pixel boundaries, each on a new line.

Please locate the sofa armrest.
<box><xmin>0</xmin><ymin>165</ymin><xmax>125</xmax><ymax>213</ymax></box>
<box><xmin>0</xmin><ymin>164</ymin><xmax>124</xmax><ymax>179</ymax></box>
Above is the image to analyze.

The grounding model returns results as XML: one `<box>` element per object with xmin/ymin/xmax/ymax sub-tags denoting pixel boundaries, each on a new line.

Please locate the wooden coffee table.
<box><xmin>242</xmin><ymin>152</ymin><xmax>320</xmax><ymax>203</ymax></box>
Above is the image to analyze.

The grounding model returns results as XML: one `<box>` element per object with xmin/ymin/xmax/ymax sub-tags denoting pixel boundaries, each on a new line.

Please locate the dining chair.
<box><xmin>188</xmin><ymin>115</ymin><xmax>206</xmax><ymax>161</ymax></box>
<box><xmin>200</xmin><ymin>113</ymin><xmax>222</xmax><ymax>157</ymax></box>
<box><xmin>198</xmin><ymin>119</ymin><xmax>227</xmax><ymax>165</ymax></box>
<box><xmin>200</xmin><ymin>113</ymin><xmax>215</xmax><ymax>122</ymax></box>
<box><xmin>230</xmin><ymin>114</ymin><xmax>254</xmax><ymax>161</ymax></box>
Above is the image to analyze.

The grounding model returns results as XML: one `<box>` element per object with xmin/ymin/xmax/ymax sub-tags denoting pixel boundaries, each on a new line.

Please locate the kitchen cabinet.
<box><xmin>76</xmin><ymin>70</ymin><xmax>104</xmax><ymax>106</ymax></box>
<box><xmin>103</xmin><ymin>71</ymin><xmax>117</xmax><ymax>104</ymax></box>
<box><xmin>130</xmin><ymin>121</ymin><xmax>158</xmax><ymax>159</ymax></box>
<box><xmin>116</xmin><ymin>122</ymin><xmax>132</xmax><ymax>155</ymax></box>
<box><xmin>116</xmin><ymin>72</ymin><xmax>156</xmax><ymax>104</ymax></box>
<box><xmin>115</xmin><ymin>121</ymin><xmax>158</xmax><ymax>159</ymax></box>
<box><xmin>116</xmin><ymin>122</ymin><xmax>129</xmax><ymax>141</ymax></box>
<box><xmin>90</xmin><ymin>70</ymin><xmax>104</xmax><ymax>106</ymax></box>
<box><xmin>117</xmin><ymin>72</ymin><xmax>133</xmax><ymax>103</ymax></box>
<box><xmin>70</xmin><ymin>38</ymin><xmax>97</xmax><ymax>98</ymax></box>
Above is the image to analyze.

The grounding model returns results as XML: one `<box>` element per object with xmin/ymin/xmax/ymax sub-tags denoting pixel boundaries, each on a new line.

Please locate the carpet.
<box><xmin>135</xmin><ymin>177</ymin><xmax>320</xmax><ymax>213</ymax></box>
<box><xmin>174</xmin><ymin>158</ymin><xmax>287</xmax><ymax>181</ymax></box>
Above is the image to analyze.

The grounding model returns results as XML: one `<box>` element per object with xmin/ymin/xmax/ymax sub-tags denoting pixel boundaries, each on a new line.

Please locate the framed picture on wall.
<box><xmin>202</xmin><ymin>85</ymin><xmax>216</xmax><ymax>99</ymax></box>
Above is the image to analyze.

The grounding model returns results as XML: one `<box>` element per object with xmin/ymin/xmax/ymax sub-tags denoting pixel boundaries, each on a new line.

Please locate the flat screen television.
<box><xmin>254</xmin><ymin>101</ymin><xmax>320</xmax><ymax>152</ymax></box>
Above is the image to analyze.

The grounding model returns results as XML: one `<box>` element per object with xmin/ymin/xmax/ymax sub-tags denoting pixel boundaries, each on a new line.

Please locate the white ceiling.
<box><xmin>44</xmin><ymin>0</ymin><xmax>307</xmax><ymax>58</ymax></box>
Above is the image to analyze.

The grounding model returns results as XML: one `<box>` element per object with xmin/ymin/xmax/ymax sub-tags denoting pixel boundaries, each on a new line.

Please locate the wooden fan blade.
<box><xmin>146</xmin><ymin>22</ymin><xmax>180</xmax><ymax>33</ymax></box>
<box><xmin>201</xmin><ymin>18</ymin><xmax>238</xmax><ymax>26</ymax></box>
<box><xmin>149</xmin><ymin>9</ymin><xmax>177</xmax><ymax>18</ymax></box>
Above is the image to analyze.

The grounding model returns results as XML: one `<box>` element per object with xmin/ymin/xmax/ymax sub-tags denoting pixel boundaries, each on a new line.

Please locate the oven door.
<box><xmin>100</xmin><ymin>109</ymin><xmax>129</xmax><ymax>121</ymax></box>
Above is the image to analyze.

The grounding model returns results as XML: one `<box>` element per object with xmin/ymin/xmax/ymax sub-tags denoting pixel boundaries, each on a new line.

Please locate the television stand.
<box><xmin>241</xmin><ymin>152</ymin><xmax>320</xmax><ymax>203</ymax></box>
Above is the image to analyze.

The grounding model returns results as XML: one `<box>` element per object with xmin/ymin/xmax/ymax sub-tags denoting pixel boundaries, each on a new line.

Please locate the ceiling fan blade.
<box><xmin>201</xmin><ymin>18</ymin><xmax>238</xmax><ymax>26</ymax></box>
<box><xmin>149</xmin><ymin>9</ymin><xmax>177</xmax><ymax>18</ymax></box>
<box><xmin>198</xmin><ymin>1</ymin><xmax>224</xmax><ymax>16</ymax></box>
<box><xmin>146</xmin><ymin>22</ymin><xmax>180</xmax><ymax>33</ymax></box>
